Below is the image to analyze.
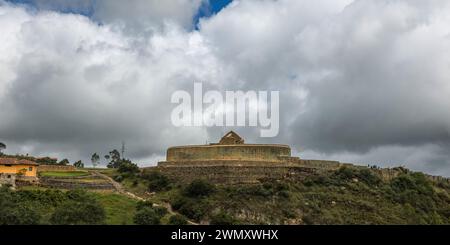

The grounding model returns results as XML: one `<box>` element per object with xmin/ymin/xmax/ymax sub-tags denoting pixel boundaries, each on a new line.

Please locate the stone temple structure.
<box><xmin>146</xmin><ymin>131</ymin><xmax>450</xmax><ymax>184</ymax></box>
<box><xmin>149</xmin><ymin>131</ymin><xmax>351</xmax><ymax>184</ymax></box>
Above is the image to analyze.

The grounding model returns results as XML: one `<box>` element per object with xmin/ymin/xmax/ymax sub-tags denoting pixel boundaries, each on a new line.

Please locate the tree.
<box><xmin>50</xmin><ymin>200</ymin><xmax>106</xmax><ymax>225</ymax></box>
<box><xmin>107</xmin><ymin>149</ymin><xmax>121</xmax><ymax>168</ymax></box>
<box><xmin>184</xmin><ymin>179</ymin><xmax>216</xmax><ymax>198</ymax></box>
<box><xmin>73</xmin><ymin>160</ymin><xmax>84</xmax><ymax>168</ymax></box>
<box><xmin>36</xmin><ymin>157</ymin><xmax>57</xmax><ymax>165</ymax></box>
<box><xmin>58</xmin><ymin>159</ymin><xmax>69</xmax><ymax>165</ymax></box>
<box><xmin>0</xmin><ymin>142</ymin><xmax>5</xmax><ymax>155</ymax></box>
<box><xmin>133</xmin><ymin>207</ymin><xmax>161</xmax><ymax>225</ymax></box>
<box><xmin>143</xmin><ymin>171</ymin><xmax>170</xmax><ymax>192</ymax></box>
<box><xmin>91</xmin><ymin>153</ymin><xmax>100</xmax><ymax>168</ymax></box>
<box><xmin>117</xmin><ymin>159</ymin><xmax>139</xmax><ymax>174</ymax></box>
<box><xmin>0</xmin><ymin>187</ymin><xmax>41</xmax><ymax>225</ymax></box>
<box><xmin>168</xmin><ymin>214</ymin><xmax>188</xmax><ymax>225</ymax></box>
<box><xmin>50</xmin><ymin>189</ymin><xmax>105</xmax><ymax>225</ymax></box>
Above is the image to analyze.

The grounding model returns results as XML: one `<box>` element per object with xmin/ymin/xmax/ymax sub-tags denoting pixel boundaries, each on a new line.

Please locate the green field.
<box><xmin>13</xmin><ymin>186</ymin><xmax>138</xmax><ymax>225</ymax></box>
<box><xmin>93</xmin><ymin>192</ymin><xmax>138</xmax><ymax>225</ymax></box>
<box><xmin>39</xmin><ymin>171</ymin><xmax>90</xmax><ymax>177</ymax></box>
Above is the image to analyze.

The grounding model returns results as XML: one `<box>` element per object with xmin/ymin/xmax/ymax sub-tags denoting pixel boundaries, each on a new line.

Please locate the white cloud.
<box><xmin>9</xmin><ymin>0</ymin><xmax>203</xmax><ymax>32</ymax></box>
<box><xmin>1</xmin><ymin>0</ymin><xmax>450</xmax><ymax>176</ymax></box>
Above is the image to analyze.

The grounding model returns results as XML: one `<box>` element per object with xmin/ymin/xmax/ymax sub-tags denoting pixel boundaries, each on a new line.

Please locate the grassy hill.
<box><xmin>134</xmin><ymin>166</ymin><xmax>450</xmax><ymax>225</ymax></box>
<box><xmin>2</xmin><ymin>164</ymin><xmax>450</xmax><ymax>225</ymax></box>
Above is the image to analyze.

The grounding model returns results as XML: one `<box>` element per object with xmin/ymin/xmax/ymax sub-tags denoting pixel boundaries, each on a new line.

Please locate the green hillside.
<box><xmin>140</xmin><ymin>166</ymin><xmax>450</xmax><ymax>225</ymax></box>
<box><xmin>1</xmin><ymin>165</ymin><xmax>449</xmax><ymax>225</ymax></box>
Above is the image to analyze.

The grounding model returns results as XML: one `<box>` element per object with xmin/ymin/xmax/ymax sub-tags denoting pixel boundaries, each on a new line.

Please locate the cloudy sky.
<box><xmin>0</xmin><ymin>0</ymin><xmax>449</xmax><ymax>176</ymax></box>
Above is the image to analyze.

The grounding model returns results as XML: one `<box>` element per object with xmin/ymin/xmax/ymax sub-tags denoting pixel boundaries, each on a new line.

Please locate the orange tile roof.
<box><xmin>0</xmin><ymin>158</ymin><xmax>39</xmax><ymax>166</ymax></box>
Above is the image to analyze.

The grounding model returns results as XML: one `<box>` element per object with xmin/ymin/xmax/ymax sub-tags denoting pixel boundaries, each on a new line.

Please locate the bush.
<box><xmin>333</xmin><ymin>166</ymin><xmax>382</xmax><ymax>186</ymax></box>
<box><xmin>184</xmin><ymin>179</ymin><xmax>215</xmax><ymax>198</ymax></box>
<box><xmin>133</xmin><ymin>201</ymin><xmax>167</xmax><ymax>225</ymax></box>
<box><xmin>210</xmin><ymin>211</ymin><xmax>236</xmax><ymax>225</ymax></box>
<box><xmin>358</xmin><ymin>168</ymin><xmax>382</xmax><ymax>186</ymax></box>
<box><xmin>143</xmin><ymin>171</ymin><xmax>170</xmax><ymax>192</ymax></box>
<box><xmin>171</xmin><ymin>195</ymin><xmax>208</xmax><ymax>221</ymax></box>
<box><xmin>153</xmin><ymin>206</ymin><xmax>168</xmax><ymax>217</ymax></box>
<box><xmin>136</xmin><ymin>201</ymin><xmax>153</xmax><ymax>210</ymax></box>
<box><xmin>168</xmin><ymin>214</ymin><xmax>188</xmax><ymax>225</ymax></box>
<box><xmin>133</xmin><ymin>207</ymin><xmax>161</xmax><ymax>225</ymax></box>
<box><xmin>117</xmin><ymin>160</ymin><xmax>140</xmax><ymax>174</ymax></box>
<box><xmin>389</xmin><ymin>173</ymin><xmax>437</xmax><ymax>212</ymax></box>
<box><xmin>50</xmin><ymin>200</ymin><xmax>106</xmax><ymax>225</ymax></box>
<box><xmin>113</xmin><ymin>175</ymin><xmax>124</xmax><ymax>182</ymax></box>
<box><xmin>390</xmin><ymin>173</ymin><xmax>433</xmax><ymax>195</ymax></box>
<box><xmin>234</xmin><ymin>185</ymin><xmax>272</xmax><ymax>197</ymax></box>
<box><xmin>0</xmin><ymin>203</ymin><xmax>41</xmax><ymax>225</ymax></box>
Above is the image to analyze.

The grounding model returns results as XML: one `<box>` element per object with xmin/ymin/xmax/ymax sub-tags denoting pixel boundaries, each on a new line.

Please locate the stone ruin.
<box><xmin>145</xmin><ymin>131</ymin><xmax>450</xmax><ymax>185</ymax></box>
<box><xmin>146</xmin><ymin>131</ymin><xmax>346</xmax><ymax>184</ymax></box>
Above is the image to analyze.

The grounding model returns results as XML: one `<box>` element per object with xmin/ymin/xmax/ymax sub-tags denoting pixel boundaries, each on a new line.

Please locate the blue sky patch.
<box><xmin>6</xmin><ymin>0</ymin><xmax>232</xmax><ymax>28</ymax></box>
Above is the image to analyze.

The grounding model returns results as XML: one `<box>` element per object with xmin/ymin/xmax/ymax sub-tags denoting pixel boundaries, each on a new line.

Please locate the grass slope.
<box><xmin>93</xmin><ymin>192</ymin><xmax>138</xmax><ymax>225</ymax></box>
<box><xmin>139</xmin><ymin>167</ymin><xmax>450</xmax><ymax>225</ymax></box>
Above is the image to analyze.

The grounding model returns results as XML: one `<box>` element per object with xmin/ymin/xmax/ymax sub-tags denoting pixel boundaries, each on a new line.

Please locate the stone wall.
<box><xmin>146</xmin><ymin>165</ymin><xmax>323</xmax><ymax>184</ymax></box>
<box><xmin>167</xmin><ymin>144</ymin><xmax>291</xmax><ymax>162</ymax></box>
<box><xmin>39</xmin><ymin>176</ymin><xmax>114</xmax><ymax>190</ymax></box>
<box><xmin>149</xmin><ymin>158</ymin><xmax>450</xmax><ymax>185</ymax></box>
<box><xmin>147</xmin><ymin>158</ymin><xmax>345</xmax><ymax>184</ymax></box>
<box><xmin>0</xmin><ymin>173</ymin><xmax>16</xmax><ymax>187</ymax></box>
<box><xmin>38</xmin><ymin>165</ymin><xmax>76</xmax><ymax>172</ymax></box>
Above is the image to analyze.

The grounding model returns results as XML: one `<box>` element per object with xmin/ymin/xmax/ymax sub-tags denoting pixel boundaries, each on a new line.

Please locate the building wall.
<box><xmin>0</xmin><ymin>173</ymin><xmax>16</xmax><ymax>187</ymax></box>
<box><xmin>0</xmin><ymin>164</ymin><xmax>37</xmax><ymax>177</ymax></box>
<box><xmin>167</xmin><ymin>144</ymin><xmax>291</xmax><ymax>162</ymax></box>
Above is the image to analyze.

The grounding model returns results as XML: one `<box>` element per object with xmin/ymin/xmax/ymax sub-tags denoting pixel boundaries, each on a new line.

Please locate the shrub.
<box><xmin>184</xmin><ymin>179</ymin><xmax>215</xmax><ymax>198</ymax></box>
<box><xmin>168</xmin><ymin>214</ymin><xmax>188</xmax><ymax>225</ymax></box>
<box><xmin>0</xmin><ymin>201</ymin><xmax>41</xmax><ymax>225</ymax></box>
<box><xmin>113</xmin><ymin>175</ymin><xmax>124</xmax><ymax>182</ymax></box>
<box><xmin>389</xmin><ymin>173</ymin><xmax>438</xmax><ymax>213</ymax></box>
<box><xmin>153</xmin><ymin>206</ymin><xmax>168</xmax><ymax>217</ymax></box>
<box><xmin>278</xmin><ymin>190</ymin><xmax>291</xmax><ymax>199</ymax></box>
<box><xmin>390</xmin><ymin>173</ymin><xmax>433</xmax><ymax>195</ymax></box>
<box><xmin>333</xmin><ymin>166</ymin><xmax>356</xmax><ymax>181</ymax></box>
<box><xmin>171</xmin><ymin>195</ymin><xmax>208</xmax><ymax>221</ymax></box>
<box><xmin>358</xmin><ymin>169</ymin><xmax>382</xmax><ymax>186</ymax></box>
<box><xmin>234</xmin><ymin>185</ymin><xmax>272</xmax><ymax>197</ymax></box>
<box><xmin>117</xmin><ymin>160</ymin><xmax>140</xmax><ymax>174</ymax></box>
<box><xmin>210</xmin><ymin>211</ymin><xmax>236</xmax><ymax>225</ymax></box>
<box><xmin>50</xmin><ymin>200</ymin><xmax>105</xmax><ymax>225</ymax></box>
<box><xmin>136</xmin><ymin>201</ymin><xmax>153</xmax><ymax>210</ymax></box>
<box><xmin>133</xmin><ymin>207</ymin><xmax>161</xmax><ymax>225</ymax></box>
<box><xmin>144</xmin><ymin>171</ymin><xmax>170</xmax><ymax>192</ymax></box>
<box><xmin>333</xmin><ymin>166</ymin><xmax>382</xmax><ymax>186</ymax></box>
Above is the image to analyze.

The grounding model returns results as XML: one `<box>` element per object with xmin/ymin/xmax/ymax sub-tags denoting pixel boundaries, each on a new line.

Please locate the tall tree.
<box><xmin>91</xmin><ymin>153</ymin><xmax>100</xmax><ymax>168</ymax></box>
<box><xmin>107</xmin><ymin>149</ymin><xmax>121</xmax><ymax>168</ymax></box>
<box><xmin>59</xmin><ymin>159</ymin><xmax>70</xmax><ymax>165</ymax></box>
<box><xmin>73</xmin><ymin>160</ymin><xmax>84</xmax><ymax>168</ymax></box>
<box><xmin>0</xmin><ymin>142</ymin><xmax>6</xmax><ymax>155</ymax></box>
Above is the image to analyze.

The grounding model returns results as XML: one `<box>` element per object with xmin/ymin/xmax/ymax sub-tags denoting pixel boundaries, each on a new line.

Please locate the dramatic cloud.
<box><xmin>8</xmin><ymin>0</ymin><xmax>203</xmax><ymax>31</ymax></box>
<box><xmin>0</xmin><ymin>1</ymin><xmax>219</xmax><ymax>164</ymax></box>
<box><xmin>0</xmin><ymin>0</ymin><xmax>449</xmax><ymax>176</ymax></box>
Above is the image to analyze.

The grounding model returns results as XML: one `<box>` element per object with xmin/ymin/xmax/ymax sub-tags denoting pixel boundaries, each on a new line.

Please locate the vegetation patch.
<box><xmin>39</xmin><ymin>171</ymin><xmax>90</xmax><ymax>178</ymax></box>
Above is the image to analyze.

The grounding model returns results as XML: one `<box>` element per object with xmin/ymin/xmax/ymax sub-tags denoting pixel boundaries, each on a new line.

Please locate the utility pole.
<box><xmin>121</xmin><ymin>140</ymin><xmax>126</xmax><ymax>159</ymax></box>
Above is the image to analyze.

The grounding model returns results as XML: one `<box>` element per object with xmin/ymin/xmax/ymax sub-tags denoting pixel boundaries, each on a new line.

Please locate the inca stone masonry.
<box><xmin>145</xmin><ymin>131</ymin><xmax>449</xmax><ymax>185</ymax></box>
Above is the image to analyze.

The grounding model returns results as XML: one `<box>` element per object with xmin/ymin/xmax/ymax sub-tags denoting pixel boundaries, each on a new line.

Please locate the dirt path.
<box><xmin>91</xmin><ymin>171</ymin><xmax>144</xmax><ymax>201</ymax></box>
<box><xmin>91</xmin><ymin>170</ymin><xmax>198</xmax><ymax>225</ymax></box>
